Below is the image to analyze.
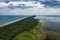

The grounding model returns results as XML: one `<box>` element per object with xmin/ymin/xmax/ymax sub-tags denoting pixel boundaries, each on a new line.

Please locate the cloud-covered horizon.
<box><xmin>0</xmin><ymin>0</ymin><xmax>60</xmax><ymax>15</ymax></box>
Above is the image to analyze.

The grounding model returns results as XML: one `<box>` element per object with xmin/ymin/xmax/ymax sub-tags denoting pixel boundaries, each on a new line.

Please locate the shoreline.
<box><xmin>0</xmin><ymin>16</ymin><xmax>28</xmax><ymax>27</ymax></box>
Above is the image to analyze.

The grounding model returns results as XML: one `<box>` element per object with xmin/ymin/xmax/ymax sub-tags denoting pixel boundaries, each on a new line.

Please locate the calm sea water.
<box><xmin>36</xmin><ymin>16</ymin><xmax>60</xmax><ymax>33</ymax></box>
<box><xmin>0</xmin><ymin>15</ymin><xmax>27</xmax><ymax>25</ymax></box>
<box><xmin>0</xmin><ymin>15</ymin><xmax>60</xmax><ymax>33</ymax></box>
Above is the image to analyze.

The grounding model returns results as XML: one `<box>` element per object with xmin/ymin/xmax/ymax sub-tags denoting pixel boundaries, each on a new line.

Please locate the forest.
<box><xmin>0</xmin><ymin>16</ymin><xmax>46</xmax><ymax>40</ymax></box>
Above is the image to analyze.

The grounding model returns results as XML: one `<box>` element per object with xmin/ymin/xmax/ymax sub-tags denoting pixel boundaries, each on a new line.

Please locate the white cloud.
<box><xmin>0</xmin><ymin>1</ymin><xmax>60</xmax><ymax>15</ymax></box>
<box><xmin>56</xmin><ymin>0</ymin><xmax>60</xmax><ymax>1</ymax></box>
<box><xmin>0</xmin><ymin>2</ymin><xmax>8</xmax><ymax>7</ymax></box>
<box><xmin>0</xmin><ymin>1</ymin><xmax>44</xmax><ymax>9</ymax></box>
<box><xmin>0</xmin><ymin>7</ymin><xmax>60</xmax><ymax>15</ymax></box>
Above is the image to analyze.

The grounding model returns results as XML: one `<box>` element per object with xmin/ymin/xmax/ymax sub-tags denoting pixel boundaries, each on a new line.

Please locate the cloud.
<box><xmin>0</xmin><ymin>0</ymin><xmax>60</xmax><ymax>9</ymax></box>
<box><xmin>0</xmin><ymin>0</ymin><xmax>60</xmax><ymax>15</ymax></box>
<box><xmin>0</xmin><ymin>1</ymin><xmax>44</xmax><ymax>9</ymax></box>
<box><xmin>0</xmin><ymin>7</ymin><xmax>60</xmax><ymax>15</ymax></box>
<box><xmin>40</xmin><ymin>0</ymin><xmax>60</xmax><ymax>8</ymax></box>
<box><xmin>0</xmin><ymin>0</ymin><xmax>39</xmax><ymax>1</ymax></box>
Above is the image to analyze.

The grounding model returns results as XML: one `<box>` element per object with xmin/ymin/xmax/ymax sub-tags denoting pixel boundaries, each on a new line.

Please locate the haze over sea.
<box><xmin>0</xmin><ymin>15</ymin><xmax>60</xmax><ymax>33</ymax></box>
<box><xmin>36</xmin><ymin>15</ymin><xmax>60</xmax><ymax>33</ymax></box>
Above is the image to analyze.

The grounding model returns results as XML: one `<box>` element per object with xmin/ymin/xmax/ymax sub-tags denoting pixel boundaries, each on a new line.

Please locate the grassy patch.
<box><xmin>13</xmin><ymin>22</ymin><xmax>46</xmax><ymax>40</ymax></box>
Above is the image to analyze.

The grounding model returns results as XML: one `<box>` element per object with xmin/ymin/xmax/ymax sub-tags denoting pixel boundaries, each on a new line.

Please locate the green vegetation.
<box><xmin>0</xmin><ymin>16</ymin><xmax>46</xmax><ymax>40</ymax></box>
<box><xmin>13</xmin><ymin>22</ymin><xmax>46</xmax><ymax>40</ymax></box>
<box><xmin>43</xmin><ymin>30</ymin><xmax>60</xmax><ymax>40</ymax></box>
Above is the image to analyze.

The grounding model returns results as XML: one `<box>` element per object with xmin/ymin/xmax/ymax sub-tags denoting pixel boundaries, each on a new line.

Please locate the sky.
<box><xmin>0</xmin><ymin>0</ymin><xmax>60</xmax><ymax>15</ymax></box>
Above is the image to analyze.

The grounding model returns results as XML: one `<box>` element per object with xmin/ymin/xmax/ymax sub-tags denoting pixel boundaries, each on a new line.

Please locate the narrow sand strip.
<box><xmin>0</xmin><ymin>16</ymin><xmax>28</xmax><ymax>27</ymax></box>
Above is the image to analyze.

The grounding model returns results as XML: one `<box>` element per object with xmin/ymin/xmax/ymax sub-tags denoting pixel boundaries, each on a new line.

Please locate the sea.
<box><xmin>0</xmin><ymin>15</ymin><xmax>28</xmax><ymax>25</ymax></box>
<box><xmin>0</xmin><ymin>15</ymin><xmax>60</xmax><ymax>33</ymax></box>
<box><xmin>36</xmin><ymin>15</ymin><xmax>60</xmax><ymax>33</ymax></box>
